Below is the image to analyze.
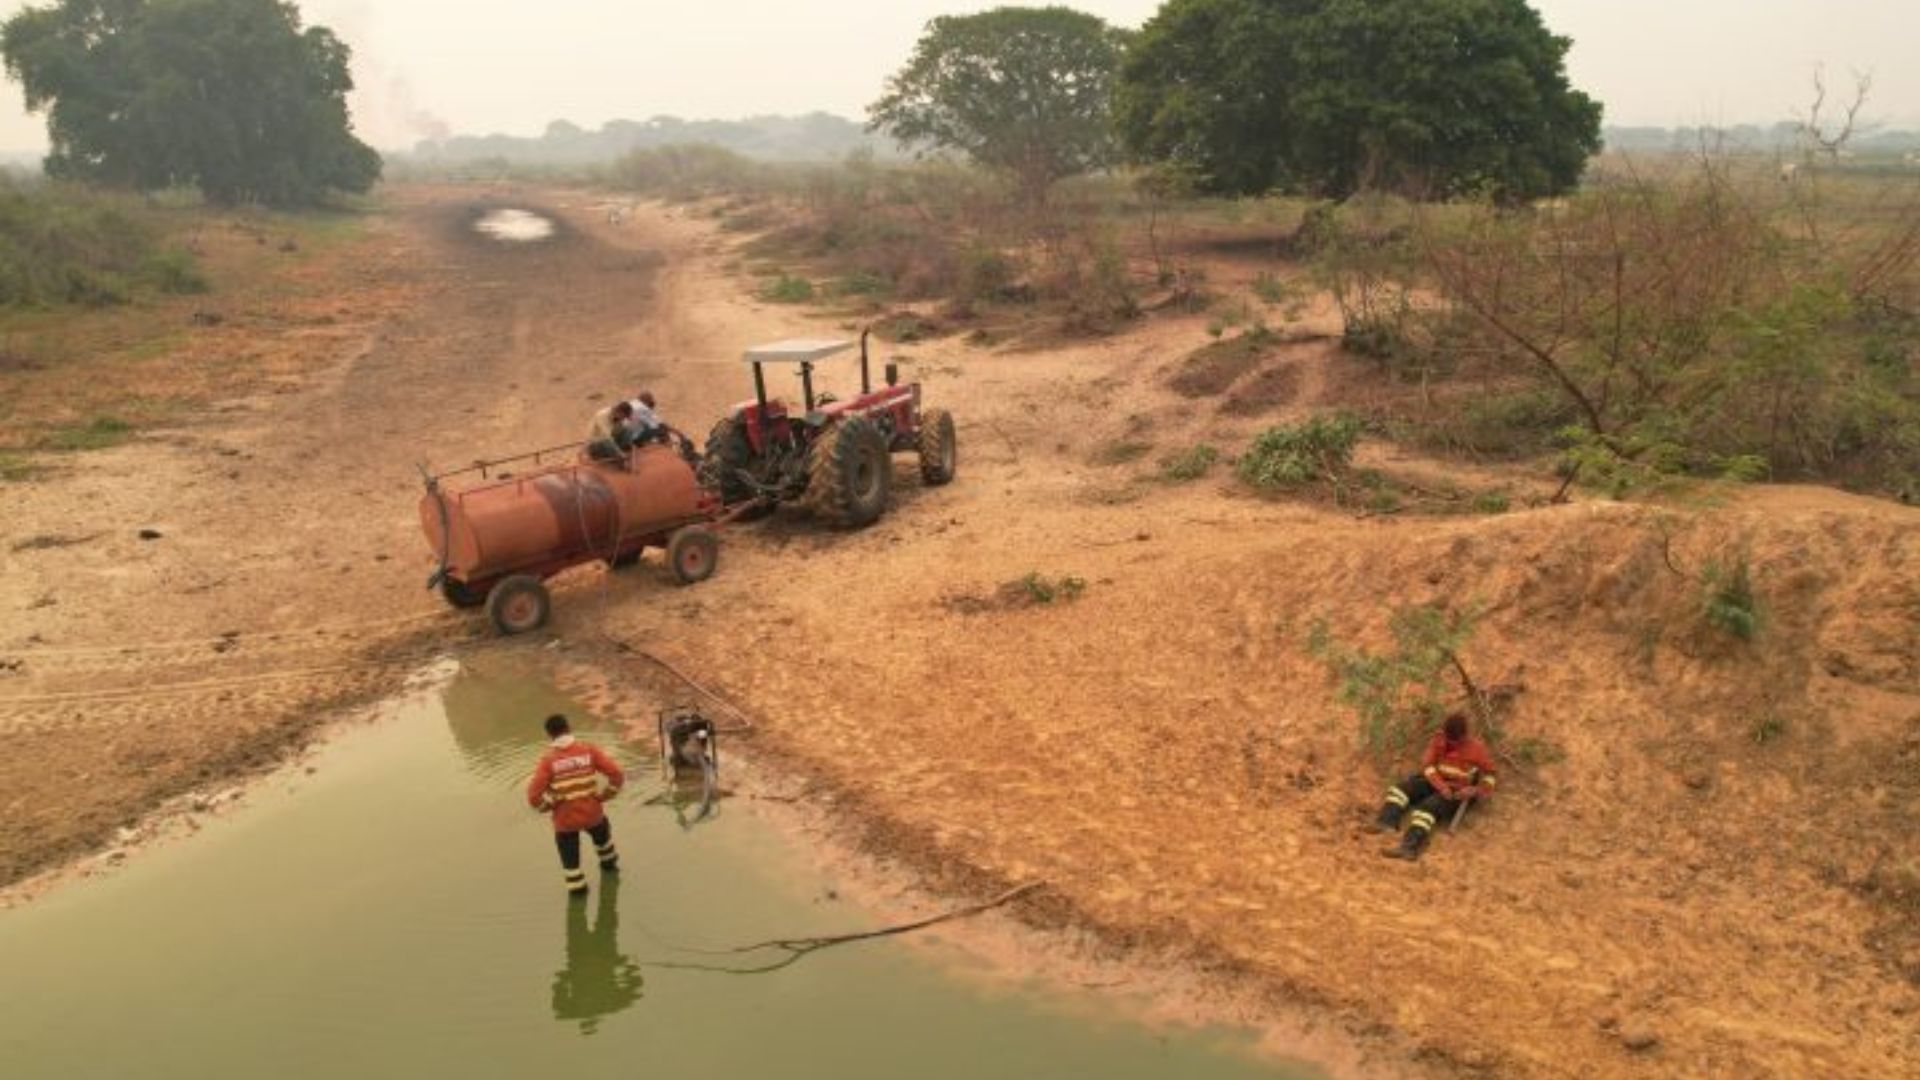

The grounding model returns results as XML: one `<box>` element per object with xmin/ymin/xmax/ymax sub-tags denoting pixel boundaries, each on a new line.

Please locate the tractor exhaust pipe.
<box><xmin>860</xmin><ymin>326</ymin><xmax>873</xmax><ymax>395</ymax></box>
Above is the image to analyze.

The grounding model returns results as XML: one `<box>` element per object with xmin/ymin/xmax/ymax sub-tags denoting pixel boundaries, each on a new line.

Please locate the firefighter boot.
<box><xmin>1372</xmin><ymin>803</ymin><xmax>1405</xmax><ymax>834</ymax></box>
<box><xmin>565</xmin><ymin>867</ymin><xmax>590</xmax><ymax>897</ymax></box>
<box><xmin>596</xmin><ymin>840</ymin><xmax>620</xmax><ymax>874</ymax></box>
<box><xmin>1385</xmin><ymin>820</ymin><xmax>1433</xmax><ymax>861</ymax></box>
<box><xmin>1373</xmin><ymin>786</ymin><xmax>1411</xmax><ymax>833</ymax></box>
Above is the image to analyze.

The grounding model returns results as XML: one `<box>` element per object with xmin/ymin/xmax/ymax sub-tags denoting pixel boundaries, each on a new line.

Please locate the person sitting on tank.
<box><xmin>627</xmin><ymin>390</ymin><xmax>682</xmax><ymax>445</ymax></box>
<box><xmin>627</xmin><ymin>390</ymin><xmax>698</xmax><ymax>461</ymax></box>
<box><xmin>586</xmin><ymin>400</ymin><xmax>638</xmax><ymax>462</ymax></box>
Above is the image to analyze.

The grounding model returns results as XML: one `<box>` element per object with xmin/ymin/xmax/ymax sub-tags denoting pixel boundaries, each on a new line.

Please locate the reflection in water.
<box><xmin>552</xmin><ymin>874</ymin><xmax>644</xmax><ymax>1035</ymax></box>
<box><xmin>475</xmin><ymin>208</ymin><xmax>556</xmax><ymax>242</ymax></box>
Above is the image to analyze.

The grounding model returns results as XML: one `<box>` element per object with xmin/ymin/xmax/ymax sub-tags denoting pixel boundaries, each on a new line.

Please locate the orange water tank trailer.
<box><xmin>419</xmin><ymin>442</ymin><xmax>719</xmax><ymax>634</ymax></box>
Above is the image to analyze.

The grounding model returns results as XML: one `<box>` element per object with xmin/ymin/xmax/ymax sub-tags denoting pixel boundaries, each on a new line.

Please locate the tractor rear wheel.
<box><xmin>917</xmin><ymin>408</ymin><xmax>957</xmax><ymax>485</ymax></box>
<box><xmin>667</xmin><ymin>526</ymin><xmax>719</xmax><ymax>584</ymax></box>
<box><xmin>806</xmin><ymin>416</ymin><xmax>891</xmax><ymax>527</ymax></box>
<box><xmin>486</xmin><ymin>575</ymin><xmax>551</xmax><ymax>636</ymax></box>
<box><xmin>698</xmin><ymin>416</ymin><xmax>755</xmax><ymax>506</ymax></box>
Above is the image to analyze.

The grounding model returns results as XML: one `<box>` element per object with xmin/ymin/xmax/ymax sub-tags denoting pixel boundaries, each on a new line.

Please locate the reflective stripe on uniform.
<box><xmin>1408</xmin><ymin>810</ymin><xmax>1437</xmax><ymax>832</ymax></box>
<box><xmin>1386</xmin><ymin>788</ymin><xmax>1410</xmax><ymax>808</ymax></box>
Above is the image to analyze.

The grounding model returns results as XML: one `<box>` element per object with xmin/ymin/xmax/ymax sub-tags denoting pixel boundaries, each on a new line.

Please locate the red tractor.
<box><xmin>698</xmin><ymin>330</ymin><xmax>956</xmax><ymax>525</ymax></box>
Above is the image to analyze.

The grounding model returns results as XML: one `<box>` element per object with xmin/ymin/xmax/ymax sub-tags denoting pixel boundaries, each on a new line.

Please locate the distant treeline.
<box><xmin>397</xmin><ymin>113</ymin><xmax>900</xmax><ymax>167</ymax></box>
<box><xmin>1604</xmin><ymin>124</ymin><xmax>1920</xmax><ymax>155</ymax></box>
<box><xmin>392</xmin><ymin>114</ymin><xmax>1920</xmax><ymax>173</ymax></box>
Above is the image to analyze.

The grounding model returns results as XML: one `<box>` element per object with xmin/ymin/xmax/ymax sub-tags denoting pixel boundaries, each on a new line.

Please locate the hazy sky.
<box><xmin>1</xmin><ymin>0</ymin><xmax>1916</xmax><ymax>154</ymax></box>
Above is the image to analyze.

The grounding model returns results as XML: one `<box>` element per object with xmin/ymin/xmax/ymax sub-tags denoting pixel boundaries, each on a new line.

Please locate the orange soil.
<box><xmin>2</xmin><ymin>186</ymin><xmax>1915</xmax><ymax>1078</ymax></box>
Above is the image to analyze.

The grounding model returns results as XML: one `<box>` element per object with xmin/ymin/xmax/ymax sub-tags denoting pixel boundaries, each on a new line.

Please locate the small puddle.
<box><xmin>475</xmin><ymin>208</ymin><xmax>556</xmax><ymax>242</ymax></box>
<box><xmin>0</xmin><ymin>670</ymin><xmax>1324</xmax><ymax>1078</ymax></box>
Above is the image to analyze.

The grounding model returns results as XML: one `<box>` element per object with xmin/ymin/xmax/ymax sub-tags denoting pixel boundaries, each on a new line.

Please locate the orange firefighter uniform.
<box><xmin>1375</xmin><ymin>729</ymin><xmax>1498</xmax><ymax>859</ymax></box>
<box><xmin>527</xmin><ymin>735</ymin><xmax>625</xmax><ymax>893</ymax></box>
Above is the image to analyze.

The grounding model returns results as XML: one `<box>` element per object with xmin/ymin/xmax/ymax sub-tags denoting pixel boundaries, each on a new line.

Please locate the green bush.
<box><xmin>1237</xmin><ymin>414</ymin><xmax>1363</xmax><ymax>491</ymax></box>
<box><xmin>1749</xmin><ymin>712</ymin><xmax>1788</xmax><ymax>745</ymax></box>
<box><xmin>1159</xmin><ymin>443</ymin><xmax>1219</xmax><ymax>481</ymax></box>
<box><xmin>827</xmin><ymin>270</ymin><xmax>890</xmax><ymax>298</ymax></box>
<box><xmin>1017</xmin><ymin>572</ymin><xmax>1086</xmax><ymax>604</ymax></box>
<box><xmin>0</xmin><ymin>451</ymin><xmax>40</xmax><ymax>481</ymax></box>
<box><xmin>607</xmin><ymin>143</ymin><xmax>766</xmax><ymax>200</ymax></box>
<box><xmin>1702</xmin><ymin>553</ymin><xmax>1763</xmax><ymax>641</ymax></box>
<box><xmin>1250</xmin><ymin>270</ymin><xmax>1291</xmax><ymax>305</ymax></box>
<box><xmin>39</xmin><ymin>415</ymin><xmax>134</xmax><ymax>451</ymax></box>
<box><xmin>1093</xmin><ymin>439</ymin><xmax>1152</xmax><ymax>465</ymax></box>
<box><xmin>0</xmin><ymin>184</ymin><xmax>208</xmax><ymax>308</ymax></box>
<box><xmin>1307</xmin><ymin>603</ymin><xmax>1481</xmax><ymax>763</ymax></box>
<box><xmin>142</xmin><ymin>248</ymin><xmax>209</xmax><ymax>294</ymax></box>
<box><xmin>759</xmin><ymin>273</ymin><xmax>815</xmax><ymax>303</ymax></box>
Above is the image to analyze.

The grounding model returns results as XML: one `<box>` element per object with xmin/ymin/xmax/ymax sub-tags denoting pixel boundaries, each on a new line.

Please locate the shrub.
<box><xmin>143</xmin><ymin>248</ymin><xmax>209</xmax><ymax>295</ymax></box>
<box><xmin>957</xmin><ymin>247</ymin><xmax>1022</xmax><ymax>306</ymax></box>
<box><xmin>0</xmin><ymin>184</ymin><xmax>209</xmax><ymax>309</ymax></box>
<box><xmin>1016</xmin><ymin>572</ymin><xmax>1086</xmax><ymax>604</ymax></box>
<box><xmin>607</xmin><ymin>143</ymin><xmax>765</xmax><ymax>200</ymax></box>
<box><xmin>759</xmin><ymin>274</ymin><xmax>815</xmax><ymax>303</ymax></box>
<box><xmin>827</xmin><ymin>270</ymin><xmax>890</xmax><ymax>298</ymax></box>
<box><xmin>1251</xmin><ymin>270</ymin><xmax>1291</xmax><ymax>305</ymax></box>
<box><xmin>1749</xmin><ymin>712</ymin><xmax>1788</xmax><ymax>745</ymax></box>
<box><xmin>1702</xmin><ymin>553</ymin><xmax>1763</xmax><ymax>641</ymax></box>
<box><xmin>39</xmin><ymin>416</ymin><xmax>134</xmax><ymax>451</ymax></box>
<box><xmin>1093</xmin><ymin>439</ymin><xmax>1152</xmax><ymax>465</ymax></box>
<box><xmin>1159</xmin><ymin>444</ymin><xmax>1219</xmax><ymax>481</ymax></box>
<box><xmin>1307</xmin><ymin>603</ymin><xmax>1481</xmax><ymax>763</ymax></box>
<box><xmin>0</xmin><ymin>452</ymin><xmax>39</xmax><ymax>481</ymax></box>
<box><xmin>1238</xmin><ymin>414</ymin><xmax>1363</xmax><ymax>491</ymax></box>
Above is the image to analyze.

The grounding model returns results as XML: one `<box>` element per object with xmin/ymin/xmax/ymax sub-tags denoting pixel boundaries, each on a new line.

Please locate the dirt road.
<box><xmin>3</xmin><ymin>186</ymin><xmax>1916</xmax><ymax>1078</ymax></box>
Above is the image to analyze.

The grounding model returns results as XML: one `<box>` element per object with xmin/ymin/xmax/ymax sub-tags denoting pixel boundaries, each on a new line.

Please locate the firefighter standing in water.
<box><xmin>1374</xmin><ymin>712</ymin><xmax>1497</xmax><ymax>860</ymax></box>
<box><xmin>527</xmin><ymin>714</ymin><xmax>624</xmax><ymax>895</ymax></box>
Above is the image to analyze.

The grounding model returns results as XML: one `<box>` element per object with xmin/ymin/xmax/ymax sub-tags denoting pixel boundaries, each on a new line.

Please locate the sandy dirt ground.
<box><xmin>3</xmin><ymin>186</ymin><xmax>1917</xmax><ymax>1078</ymax></box>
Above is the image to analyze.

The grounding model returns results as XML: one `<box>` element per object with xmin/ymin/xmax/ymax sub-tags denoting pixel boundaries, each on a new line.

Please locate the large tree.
<box><xmin>2</xmin><ymin>0</ymin><xmax>380</xmax><ymax>206</ymax></box>
<box><xmin>1115</xmin><ymin>0</ymin><xmax>1601</xmax><ymax>201</ymax></box>
<box><xmin>869</xmin><ymin>6</ymin><xmax>1129</xmax><ymax>202</ymax></box>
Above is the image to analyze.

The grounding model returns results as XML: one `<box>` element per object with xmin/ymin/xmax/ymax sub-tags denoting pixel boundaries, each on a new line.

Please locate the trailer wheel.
<box><xmin>917</xmin><ymin>408</ymin><xmax>957</xmax><ymax>485</ymax></box>
<box><xmin>440</xmin><ymin>577</ymin><xmax>487</xmax><ymax>609</ymax></box>
<box><xmin>807</xmin><ymin>415</ymin><xmax>891</xmax><ymax>527</ymax></box>
<box><xmin>486</xmin><ymin>575</ymin><xmax>551</xmax><ymax>635</ymax></box>
<box><xmin>667</xmin><ymin>526</ymin><xmax>718</xmax><ymax>584</ymax></box>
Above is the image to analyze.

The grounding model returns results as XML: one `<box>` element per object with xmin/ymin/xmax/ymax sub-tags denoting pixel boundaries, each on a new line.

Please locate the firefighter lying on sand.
<box><xmin>1374</xmin><ymin>712</ymin><xmax>1497</xmax><ymax>860</ymax></box>
<box><xmin>527</xmin><ymin>714</ymin><xmax>624</xmax><ymax>895</ymax></box>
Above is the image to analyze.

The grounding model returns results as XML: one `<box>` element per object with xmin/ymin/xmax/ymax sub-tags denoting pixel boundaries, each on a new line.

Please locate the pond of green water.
<box><xmin>0</xmin><ymin>668</ymin><xmax>1323</xmax><ymax>1080</ymax></box>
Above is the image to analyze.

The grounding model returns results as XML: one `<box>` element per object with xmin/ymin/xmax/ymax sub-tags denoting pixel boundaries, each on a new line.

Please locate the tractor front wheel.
<box><xmin>667</xmin><ymin>526</ymin><xmax>719</xmax><ymax>584</ymax></box>
<box><xmin>486</xmin><ymin>575</ymin><xmax>551</xmax><ymax>636</ymax></box>
<box><xmin>807</xmin><ymin>416</ymin><xmax>891</xmax><ymax>527</ymax></box>
<box><xmin>917</xmin><ymin>408</ymin><xmax>957</xmax><ymax>485</ymax></box>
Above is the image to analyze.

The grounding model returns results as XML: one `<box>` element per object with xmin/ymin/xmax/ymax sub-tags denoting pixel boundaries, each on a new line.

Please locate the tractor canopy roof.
<box><xmin>741</xmin><ymin>338</ymin><xmax>855</xmax><ymax>366</ymax></box>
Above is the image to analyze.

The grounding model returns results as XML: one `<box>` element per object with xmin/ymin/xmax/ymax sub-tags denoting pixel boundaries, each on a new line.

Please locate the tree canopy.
<box><xmin>1115</xmin><ymin>0</ymin><xmax>1602</xmax><ymax>201</ymax></box>
<box><xmin>869</xmin><ymin>6</ymin><xmax>1130</xmax><ymax>201</ymax></box>
<box><xmin>2</xmin><ymin>0</ymin><xmax>380</xmax><ymax>206</ymax></box>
